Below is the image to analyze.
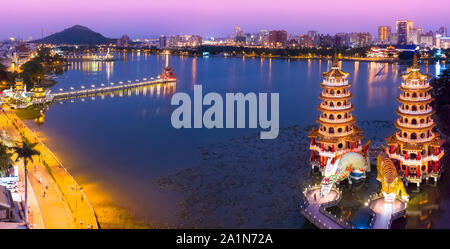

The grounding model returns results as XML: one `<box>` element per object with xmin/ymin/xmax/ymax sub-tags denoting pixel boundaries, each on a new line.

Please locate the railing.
<box><xmin>319</xmin><ymin>104</ymin><xmax>352</xmax><ymax>110</ymax></box>
<box><xmin>318</xmin><ymin>116</ymin><xmax>354</xmax><ymax>123</ymax></box>
<box><xmin>401</xmin><ymin>82</ymin><xmax>430</xmax><ymax>89</ymax></box>
<box><xmin>396</xmin><ymin>119</ymin><xmax>434</xmax><ymax>128</ymax></box>
<box><xmin>318</xmin><ymin>129</ymin><xmax>354</xmax><ymax>137</ymax></box>
<box><xmin>52</xmin><ymin>78</ymin><xmax>174</xmax><ymax>100</ymax></box>
<box><xmin>322</xmin><ymin>80</ymin><xmax>349</xmax><ymax>87</ymax></box>
<box><xmin>397</xmin><ymin>107</ymin><xmax>433</xmax><ymax>115</ymax></box>
<box><xmin>321</xmin><ymin>93</ymin><xmax>351</xmax><ymax>98</ymax></box>
<box><xmin>388</xmin><ymin>151</ymin><xmax>444</xmax><ymax>165</ymax></box>
<box><xmin>399</xmin><ymin>94</ymin><xmax>431</xmax><ymax>102</ymax></box>
<box><xmin>309</xmin><ymin>144</ymin><xmax>363</xmax><ymax>158</ymax></box>
<box><xmin>394</xmin><ymin>133</ymin><xmax>435</xmax><ymax>143</ymax></box>
<box><xmin>368</xmin><ymin>195</ymin><xmax>407</xmax><ymax>229</ymax></box>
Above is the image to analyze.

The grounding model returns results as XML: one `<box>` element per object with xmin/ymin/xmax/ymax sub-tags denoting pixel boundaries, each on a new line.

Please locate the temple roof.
<box><xmin>321</xmin><ymin>56</ymin><xmax>349</xmax><ymax>79</ymax></box>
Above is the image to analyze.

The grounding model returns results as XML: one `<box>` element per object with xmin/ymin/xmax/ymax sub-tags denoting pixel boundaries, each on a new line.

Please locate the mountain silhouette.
<box><xmin>33</xmin><ymin>25</ymin><xmax>116</xmax><ymax>45</ymax></box>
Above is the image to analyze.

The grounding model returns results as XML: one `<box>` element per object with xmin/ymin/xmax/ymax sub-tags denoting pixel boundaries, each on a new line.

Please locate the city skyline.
<box><xmin>1</xmin><ymin>0</ymin><xmax>449</xmax><ymax>40</ymax></box>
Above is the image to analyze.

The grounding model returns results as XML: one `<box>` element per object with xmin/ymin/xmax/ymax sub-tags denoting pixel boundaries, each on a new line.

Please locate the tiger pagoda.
<box><xmin>308</xmin><ymin>56</ymin><xmax>364</xmax><ymax>171</ymax></box>
<box><xmin>385</xmin><ymin>54</ymin><xmax>444</xmax><ymax>187</ymax></box>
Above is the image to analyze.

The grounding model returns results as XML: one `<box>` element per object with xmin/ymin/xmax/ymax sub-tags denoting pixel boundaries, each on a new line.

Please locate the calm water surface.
<box><xmin>24</xmin><ymin>53</ymin><xmax>447</xmax><ymax>228</ymax></box>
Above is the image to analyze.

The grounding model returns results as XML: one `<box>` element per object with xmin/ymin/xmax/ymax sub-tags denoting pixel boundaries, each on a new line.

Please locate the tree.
<box><xmin>12</xmin><ymin>139</ymin><xmax>40</xmax><ymax>226</ymax></box>
<box><xmin>0</xmin><ymin>142</ymin><xmax>12</xmax><ymax>177</ymax></box>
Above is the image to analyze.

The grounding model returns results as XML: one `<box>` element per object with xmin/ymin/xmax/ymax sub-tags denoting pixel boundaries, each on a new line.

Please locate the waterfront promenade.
<box><xmin>0</xmin><ymin>106</ymin><xmax>98</xmax><ymax>229</ymax></box>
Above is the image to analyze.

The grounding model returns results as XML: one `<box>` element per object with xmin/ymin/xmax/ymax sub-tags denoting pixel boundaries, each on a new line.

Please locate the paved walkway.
<box><xmin>302</xmin><ymin>187</ymin><xmax>345</xmax><ymax>229</ymax></box>
<box><xmin>0</xmin><ymin>109</ymin><xmax>75</xmax><ymax>228</ymax></box>
<box><xmin>369</xmin><ymin>197</ymin><xmax>407</xmax><ymax>229</ymax></box>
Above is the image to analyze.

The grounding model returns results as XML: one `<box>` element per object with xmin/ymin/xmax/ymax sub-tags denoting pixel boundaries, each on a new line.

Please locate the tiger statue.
<box><xmin>376</xmin><ymin>151</ymin><xmax>409</xmax><ymax>203</ymax></box>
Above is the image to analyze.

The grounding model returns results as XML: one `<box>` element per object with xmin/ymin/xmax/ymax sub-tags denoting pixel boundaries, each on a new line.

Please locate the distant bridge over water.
<box><xmin>51</xmin><ymin>77</ymin><xmax>175</xmax><ymax>100</ymax></box>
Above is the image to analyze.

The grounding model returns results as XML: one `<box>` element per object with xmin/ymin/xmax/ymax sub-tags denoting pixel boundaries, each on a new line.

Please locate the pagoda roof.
<box><xmin>385</xmin><ymin>134</ymin><xmax>397</xmax><ymax>144</ymax></box>
<box><xmin>401</xmin><ymin>54</ymin><xmax>431</xmax><ymax>80</ymax></box>
<box><xmin>398</xmin><ymin>85</ymin><xmax>432</xmax><ymax>92</ymax></box>
<box><xmin>321</xmin><ymin>56</ymin><xmax>349</xmax><ymax>79</ymax></box>
<box><xmin>308</xmin><ymin>128</ymin><xmax>320</xmax><ymax>138</ymax></box>
<box><xmin>396</xmin><ymin>97</ymin><xmax>433</xmax><ymax>104</ymax></box>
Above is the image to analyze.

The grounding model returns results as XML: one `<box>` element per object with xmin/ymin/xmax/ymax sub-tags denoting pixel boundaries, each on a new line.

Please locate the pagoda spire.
<box><xmin>412</xmin><ymin>53</ymin><xmax>418</xmax><ymax>69</ymax></box>
<box><xmin>332</xmin><ymin>52</ymin><xmax>339</xmax><ymax>68</ymax></box>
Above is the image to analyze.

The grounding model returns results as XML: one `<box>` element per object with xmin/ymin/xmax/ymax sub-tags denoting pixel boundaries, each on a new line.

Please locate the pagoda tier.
<box><xmin>385</xmin><ymin>54</ymin><xmax>444</xmax><ymax>186</ymax></box>
<box><xmin>308</xmin><ymin>57</ymin><xmax>364</xmax><ymax>170</ymax></box>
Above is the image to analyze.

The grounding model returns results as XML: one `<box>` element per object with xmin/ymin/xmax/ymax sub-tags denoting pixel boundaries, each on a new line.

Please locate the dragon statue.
<box><xmin>376</xmin><ymin>151</ymin><xmax>409</xmax><ymax>203</ymax></box>
<box><xmin>320</xmin><ymin>140</ymin><xmax>371</xmax><ymax>196</ymax></box>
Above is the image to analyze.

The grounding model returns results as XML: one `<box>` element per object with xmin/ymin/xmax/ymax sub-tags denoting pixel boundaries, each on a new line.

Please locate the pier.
<box><xmin>300</xmin><ymin>185</ymin><xmax>352</xmax><ymax>229</ymax></box>
<box><xmin>51</xmin><ymin>78</ymin><xmax>175</xmax><ymax>100</ymax></box>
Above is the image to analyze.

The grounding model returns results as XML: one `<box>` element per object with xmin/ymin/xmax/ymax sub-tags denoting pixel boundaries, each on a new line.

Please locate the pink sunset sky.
<box><xmin>1</xmin><ymin>0</ymin><xmax>449</xmax><ymax>39</ymax></box>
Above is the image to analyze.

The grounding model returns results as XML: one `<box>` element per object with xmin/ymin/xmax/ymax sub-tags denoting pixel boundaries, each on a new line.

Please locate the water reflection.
<box><xmin>27</xmin><ymin>53</ymin><xmax>445</xmax><ymax>228</ymax></box>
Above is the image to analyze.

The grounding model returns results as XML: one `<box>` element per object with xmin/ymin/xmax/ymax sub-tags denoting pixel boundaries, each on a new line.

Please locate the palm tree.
<box><xmin>12</xmin><ymin>139</ymin><xmax>40</xmax><ymax>226</ymax></box>
<box><xmin>0</xmin><ymin>142</ymin><xmax>12</xmax><ymax>177</ymax></box>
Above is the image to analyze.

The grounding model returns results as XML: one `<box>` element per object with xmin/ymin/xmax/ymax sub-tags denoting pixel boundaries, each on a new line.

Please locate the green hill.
<box><xmin>33</xmin><ymin>25</ymin><xmax>116</xmax><ymax>45</ymax></box>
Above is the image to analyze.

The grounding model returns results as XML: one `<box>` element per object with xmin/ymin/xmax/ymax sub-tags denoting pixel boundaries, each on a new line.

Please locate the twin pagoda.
<box><xmin>385</xmin><ymin>55</ymin><xmax>444</xmax><ymax>186</ymax></box>
<box><xmin>308</xmin><ymin>55</ymin><xmax>444</xmax><ymax>187</ymax></box>
<box><xmin>308</xmin><ymin>57</ymin><xmax>364</xmax><ymax>169</ymax></box>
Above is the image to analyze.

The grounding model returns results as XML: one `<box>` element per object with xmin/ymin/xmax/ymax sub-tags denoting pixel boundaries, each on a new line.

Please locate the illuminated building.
<box><xmin>14</xmin><ymin>78</ymin><xmax>25</xmax><ymax>92</ymax></box>
<box><xmin>396</xmin><ymin>20</ymin><xmax>413</xmax><ymax>45</ymax></box>
<box><xmin>117</xmin><ymin>35</ymin><xmax>131</xmax><ymax>47</ymax></box>
<box><xmin>159</xmin><ymin>35</ymin><xmax>167</xmax><ymax>49</ymax></box>
<box><xmin>367</xmin><ymin>45</ymin><xmax>399</xmax><ymax>58</ymax></box>
<box><xmin>308</xmin><ymin>56</ymin><xmax>364</xmax><ymax>169</ymax></box>
<box><xmin>378</xmin><ymin>26</ymin><xmax>392</xmax><ymax>44</ymax></box>
<box><xmin>436</xmin><ymin>26</ymin><xmax>448</xmax><ymax>37</ymax></box>
<box><xmin>349</xmin><ymin>32</ymin><xmax>372</xmax><ymax>48</ymax></box>
<box><xmin>385</xmin><ymin>54</ymin><xmax>444</xmax><ymax>187</ymax></box>
<box><xmin>268</xmin><ymin>30</ymin><xmax>287</xmax><ymax>48</ymax></box>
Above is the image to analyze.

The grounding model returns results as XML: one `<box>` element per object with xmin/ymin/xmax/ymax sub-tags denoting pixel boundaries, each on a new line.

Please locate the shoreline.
<box><xmin>2</xmin><ymin>106</ymin><xmax>99</xmax><ymax>228</ymax></box>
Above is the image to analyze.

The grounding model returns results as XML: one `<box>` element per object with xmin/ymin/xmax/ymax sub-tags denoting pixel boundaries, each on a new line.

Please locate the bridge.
<box><xmin>300</xmin><ymin>185</ymin><xmax>353</xmax><ymax>229</ymax></box>
<box><xmin>51</xmin><ymin>78</ymin><xmax>175</xmax><ymax>100</ymax></box>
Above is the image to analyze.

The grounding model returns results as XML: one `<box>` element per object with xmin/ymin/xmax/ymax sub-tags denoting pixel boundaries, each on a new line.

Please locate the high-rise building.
<box><xmin>378</xmin><ymin>26</ymin><xmax>392</xmax><ymax>44</ymax></box>
<box><xmin>116</xmin><ymin>35</ymin><xmax>131</xmax><ymax>47</ymax></box>
<box><xmin>268</xmin><ymin>30</ymin><xmax>287</xmax><ymax>47</ymax></box>
<box><xmin>420</xmin><ymin>31</ymin><xmax>434</xmax><ymax>48</ymax></box>
<box><xmin>396</xmin><ymin>20</ymin><xmax>413</xmax><ymax>45</ymax></box>
<box><xmin>234</xmin><ymin>26</ymin><xmax>244</xmax><ymax>38</ymax></box>
<box><xmin>334</xmin><ymin>33</ymin><xmax>350</xmax><ymax>47</ymax></box>
<box><xmin>307</xmin><ymin>30</ymin><xmax>319</xmax><ymax>46</ymax></box>
<box><xmin>349</xmin><ymin>32</ymin><xmax>372</xmax><ymax>47</ymax></box>
<box><xmin>158</xmin><ymin>35</ymin><xmax>167</xmax><ymax>49</ymax></box>
<box><xmin>409</xmin><ymin>28</ymin><xmax>422</xmax><ymax>45</ymax></box>
<box><xmin>385</xmin><ymin>54</ymin><xmax>444</xmax><ymax>187</ymax></box>
<box><xmin>308</xmin><ymin>56</ymin><xmax>364</xmax><ymax>169</ymax></box>
<box><xmin>436</xmin><ymin>26</ymin><xmax>448</xmax><ymax>37</ymax></box>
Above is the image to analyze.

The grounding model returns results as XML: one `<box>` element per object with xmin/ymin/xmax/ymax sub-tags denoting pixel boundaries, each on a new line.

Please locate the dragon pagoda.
<box><xmin>308</xmin><ymin>56</ymin><xmax>365</xmax><ymax>172</ymax></box>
